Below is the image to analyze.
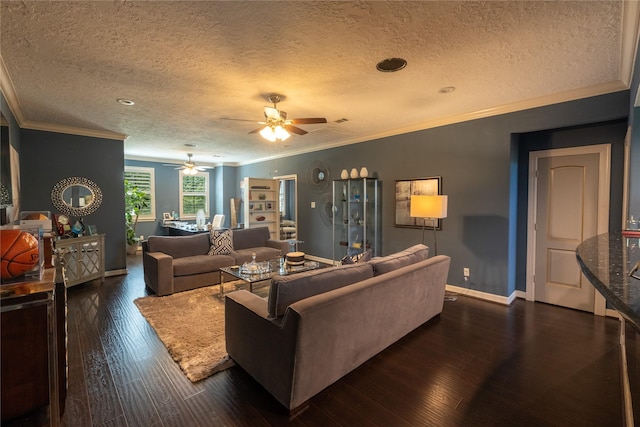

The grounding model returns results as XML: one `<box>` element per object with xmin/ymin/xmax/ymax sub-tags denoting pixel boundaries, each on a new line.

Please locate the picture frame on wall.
<box><xmin>394</xmin><ymin>176</ymin><xmax>442</xmax><ymax>229</ymax></box>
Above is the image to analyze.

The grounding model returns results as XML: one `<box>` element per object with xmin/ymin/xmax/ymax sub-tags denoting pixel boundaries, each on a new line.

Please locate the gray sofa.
<box><xmin>143</xmin><ymin>226</ymin><xmax>289</xmax><ymax>296</ymax></box>
<box><xmin>225</xmin><ymin>244</ymin><xmax>451</xmax><ymax>413</ymax></box>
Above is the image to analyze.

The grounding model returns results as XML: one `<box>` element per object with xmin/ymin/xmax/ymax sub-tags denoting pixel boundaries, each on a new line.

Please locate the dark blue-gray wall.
<box><xmin>124</xmin><ymin>160</ymin><xmax>235</xmax><ymax>239</ymax></box>
<box><xmin>7</xmin><ymin>89</ymin><xmax>634</xmax><ymax>297</ymax></box>
<box><xmin>19</xmin><ymin>129</ymin><xmax>126</xmax><ymax>271</ymax></box>
<box><xmin>238</xmin><ymin>91</ymin><xmax>630</xmax><ymax>297</ymax></box>
<box><xmin>7</xmin><ymin>81</ymin><xmax>639</xmax><ymax>299</ymax></box>
<box><xmin>515</xmin><ymin>119</ymin><xmax>627</xmax><ymax>292</ymax></box>
<box><xmin>628</xmin><ymin>41</ymin><xmax>640</xmax><ymax>220</ymax></box>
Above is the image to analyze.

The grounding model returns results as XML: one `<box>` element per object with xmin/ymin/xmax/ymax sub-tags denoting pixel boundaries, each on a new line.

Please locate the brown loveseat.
<box><xmin>143</xmin><ymin>226</ymin><xmax>289</xmax><ymax>296</ymax></box>
<box><xmin>225</xmin><ymin>244</ymin><xmax>450</xmax><ymax>413</ymax></box>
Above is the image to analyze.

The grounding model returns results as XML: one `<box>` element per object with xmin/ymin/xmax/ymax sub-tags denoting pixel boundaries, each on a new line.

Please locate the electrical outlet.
<box><xmin>463</xmin><ymin>267</ymin><xmax>470</xmax><ymax>277</ymax></box>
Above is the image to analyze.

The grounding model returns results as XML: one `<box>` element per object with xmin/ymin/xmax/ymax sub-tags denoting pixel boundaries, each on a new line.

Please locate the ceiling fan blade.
<box><xmin>285</xmin><ymin>125</ymin><xmax>308</xmax><ymax>135</ymax></box>
<box><xmin>264</xmin><ymin>106</ymin><xmax>281</xmax><ymax>121</ymax></box>
<box><xmin>249</xmin><ymin>127</ymin><xmax>262</xmax><ymax>134</ymax></box>
<box><xmin>220</xmin><ymin>117</ymin><xmax>256</xmax><ymax>122</ymax></box>
<box><xmin>290</xmin><ymin>118</ymin><xmax>327</xmax><ymax>125</ymax></box>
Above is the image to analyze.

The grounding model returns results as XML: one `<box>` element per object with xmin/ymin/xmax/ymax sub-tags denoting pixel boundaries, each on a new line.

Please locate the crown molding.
<box><xmin>124</xmin><ymin>154</ymin><xmax>230</xmax><ymax>167</ymax></box>
<box><xmin>0</xmin><ymin>54</ymin><xmax>24</xmax><ymax>124</ymax></box>
<box><xmin>622</xmin><ymin>0</ymin><xmax>640</xmax><ymax>86</ymax></box>
<box><xmin>19</xmin><ymin>120</ymin><xmax>127</xmax><ymax>141</ymax></box>
<box><xmin>240</xmin><ymin>81</ymin><xmax>629</xmax><ymax>166</ymax></box>
<box><xmin>1</xmin><ymin>54</ymin><xmax>127</xmax><ymax>141</ymax></box>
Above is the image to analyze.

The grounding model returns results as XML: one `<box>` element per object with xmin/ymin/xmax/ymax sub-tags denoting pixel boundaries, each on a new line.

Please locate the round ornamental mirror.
<box><xmin>51</xmin><ymin>176</ymin><xmax>103</xmax><ymax>217</ymax></box>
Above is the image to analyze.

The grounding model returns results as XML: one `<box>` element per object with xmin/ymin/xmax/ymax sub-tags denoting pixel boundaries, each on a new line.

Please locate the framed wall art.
<box><xmin>394</xmin><ymin>176</ymin><xmax>442</xmax><ymax>229</ymax></box>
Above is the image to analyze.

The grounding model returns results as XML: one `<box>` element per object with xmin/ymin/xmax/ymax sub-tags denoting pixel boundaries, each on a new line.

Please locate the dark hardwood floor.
<box><xmin>9</xmin><ymin>253</ymin><xmax>636</xmax><ymax>426</ymax></box>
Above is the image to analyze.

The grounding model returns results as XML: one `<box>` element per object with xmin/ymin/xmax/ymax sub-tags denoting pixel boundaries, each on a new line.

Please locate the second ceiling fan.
<box><xmin>249</xmin><ymin>94</ymin><xmax>327</xmax><ymax>141</ymax></box>
<box><xmin>163</xmin><ymin>153</ymin><xmax>213</xmax><ymax>175</ymax></box>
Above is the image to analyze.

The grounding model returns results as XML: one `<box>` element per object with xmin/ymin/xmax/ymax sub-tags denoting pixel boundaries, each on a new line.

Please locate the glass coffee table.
<box><xmin>219</xmin><ymin>257</ymin><xmax>332</xmax><ymax>297</ymax></box>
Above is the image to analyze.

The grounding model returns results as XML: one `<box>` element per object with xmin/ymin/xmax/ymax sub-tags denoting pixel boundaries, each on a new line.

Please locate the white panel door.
<box><xmin>534</xmin><ymin>153</ymin><xmax>600</xmax><ymax>311</ymax></box>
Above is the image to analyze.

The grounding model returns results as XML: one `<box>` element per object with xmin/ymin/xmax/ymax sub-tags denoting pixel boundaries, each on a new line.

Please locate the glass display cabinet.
<box><xmin>332</xmin><ymin>178</ymin><xmax>379</xmax><ymax>262</ymax></box>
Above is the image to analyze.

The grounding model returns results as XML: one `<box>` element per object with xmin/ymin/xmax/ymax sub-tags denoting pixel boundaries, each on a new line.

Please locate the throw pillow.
<box><xmin>369</xmin><ymin>244</ymin><xmax>429</xmax><ymax>276</ymax></box>
<box><xmin>208</xmin><ymin>229</ymin><xmax>233</xmax><ymax>255</ymax></box>
<box><xmin>341</xmin><ymin>250</ymin><xmax>372</xmax><ymax>265</ymax></box>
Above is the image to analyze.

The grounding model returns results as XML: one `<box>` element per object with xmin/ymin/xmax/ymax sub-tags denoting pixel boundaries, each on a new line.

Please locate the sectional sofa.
<box><xmin>224</xmin><ymin>244</ymin><xmax>451</xmax><ymax>413</ymax></box>
<box><xmin>142</xmin><ymin>226</ymin><xmax>289</xmax><ymax>296</ymax></box>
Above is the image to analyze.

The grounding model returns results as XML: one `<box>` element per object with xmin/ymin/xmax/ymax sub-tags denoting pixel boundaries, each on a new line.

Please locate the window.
<box><xmin>124</xmin><ymin>166</ymin><xmax>155</xmax><ymax>221</ymax></box>
<box><xmin>180</xmin><ymin>171</ymin><xmax>209</xmax><ymax>218</ymax></box>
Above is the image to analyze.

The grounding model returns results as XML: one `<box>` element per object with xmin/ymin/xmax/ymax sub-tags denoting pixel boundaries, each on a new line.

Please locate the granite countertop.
<box><xmin>576</xmin><ymin>232</ymin><xmax>640</xmax><ymax>330</ymax></box>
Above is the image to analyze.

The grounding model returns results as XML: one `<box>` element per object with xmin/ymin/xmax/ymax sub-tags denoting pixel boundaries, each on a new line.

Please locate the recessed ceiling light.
<box><xmin>376</xmin><ymin>58</ymin><xmax>407</xmax><ymax>72</ymax></box>
<box><xmin>117</xmin><ymin>98</ymin><xmax>135</xmax><ymax>106</ymax></box>
<box><xmin>439</xmin><ymin>86</ymin><xmax>456</xmax><ymax>94</ymax></box>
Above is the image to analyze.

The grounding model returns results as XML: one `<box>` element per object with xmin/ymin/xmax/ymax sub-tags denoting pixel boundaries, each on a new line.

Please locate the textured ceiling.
<box><xmin>0</xmin><ymin>1</ymin><xmax>638</xmax><ymax>166</ymax></box>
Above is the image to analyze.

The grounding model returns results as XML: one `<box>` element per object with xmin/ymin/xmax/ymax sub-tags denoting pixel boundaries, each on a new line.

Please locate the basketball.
<box><xmin>1</xmin><ymin>229</ymin><xmax>40</xmax><ymax>280</ymax></box>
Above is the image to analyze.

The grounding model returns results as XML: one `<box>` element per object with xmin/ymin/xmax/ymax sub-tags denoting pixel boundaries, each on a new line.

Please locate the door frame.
<box><xmin>526</xmin><ymin>144</ymin><xmax>610</xmax><ymax>316</ymax></box>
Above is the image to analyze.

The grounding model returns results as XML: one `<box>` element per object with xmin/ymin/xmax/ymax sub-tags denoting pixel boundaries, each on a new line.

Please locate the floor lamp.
<box><xmin>410</xmin><ymin>194</ymin><xmax>454</xmax><ymax>300</ymax></box>
<box><xmin>410</xmin><ymin>195</ymin><xmax>448</xmax><ymax>255</ymax></box>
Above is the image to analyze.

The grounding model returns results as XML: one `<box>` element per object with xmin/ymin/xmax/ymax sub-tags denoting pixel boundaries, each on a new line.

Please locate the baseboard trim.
<box><xmin>445</xmin><ymin>284</ymin><xmax>518</xmax><ymax>306</ymax></box>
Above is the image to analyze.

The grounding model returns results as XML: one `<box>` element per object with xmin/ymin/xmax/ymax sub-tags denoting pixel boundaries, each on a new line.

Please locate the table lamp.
<box><xmin>410</xmin><ymin>195</ymin><xmax>448</xmax><ymax>255</ymax></box>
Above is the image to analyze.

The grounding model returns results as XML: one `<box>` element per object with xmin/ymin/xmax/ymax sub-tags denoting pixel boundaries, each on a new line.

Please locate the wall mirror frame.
<box><xmin>275</xmin><ymin>174</ymin><xmax>298</xmax><ymax>241</ymax></box>
<box><xmin>51</xmin><ymin>176</ymin><xmax>103</xmax><ymax>217</ymax></box>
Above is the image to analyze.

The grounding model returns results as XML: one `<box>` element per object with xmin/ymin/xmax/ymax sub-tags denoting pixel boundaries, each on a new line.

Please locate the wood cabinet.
<box><xmin>53</xmin><ymin>234</ymin><xmax>105</xmax><ymax>287</ymax></box>
<box><xmin>1</xmin><ymin>268</ymin><xmax>66</xmax><ymax>424</ymax></box>
<box><xmin>243</xmin><ymin>178</ymin><xmax>280</xmax><ymax>239</ymax></box>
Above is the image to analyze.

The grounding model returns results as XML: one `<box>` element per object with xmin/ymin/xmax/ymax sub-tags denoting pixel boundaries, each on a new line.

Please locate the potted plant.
<box><xmin>124</xmin><ymin>179</ymin><xmax>149</xmax><ymax>254</ymax></box>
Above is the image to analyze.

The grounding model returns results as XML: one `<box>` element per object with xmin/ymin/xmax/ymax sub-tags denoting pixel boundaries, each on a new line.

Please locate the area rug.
<box><xmin>134</xmin><ymin>284</ymin><xmax>240</xmax><ymax>382</ymax></box>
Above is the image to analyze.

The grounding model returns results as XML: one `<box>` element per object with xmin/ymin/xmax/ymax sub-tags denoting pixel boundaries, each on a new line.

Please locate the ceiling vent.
<box><xmin>376</xmin><ymin>58</ymin><xmax>407</xmax><ymax>72</ymax></box>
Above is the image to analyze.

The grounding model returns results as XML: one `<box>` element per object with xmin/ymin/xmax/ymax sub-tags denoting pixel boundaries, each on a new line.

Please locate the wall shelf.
<box><xmin>243</xmin><ymin>178</ymin><xmax>280</xmax><ymax>240</ymax></box>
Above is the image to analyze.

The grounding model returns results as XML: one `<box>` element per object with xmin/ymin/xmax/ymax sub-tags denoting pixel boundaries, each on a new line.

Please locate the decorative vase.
<box><xmin>341</xmin><ymin>169</ymin><xmax>348</xmax><ymax>179</ymax></box>
<box><xmin>350</xmin><ymin>168</ymin><xmax>359</xmax><ymax>179</ymax></box>
<box><xmin>360</xmin><ymin>167</ymin><xmax>369</xmax><ymax>178</ymax></box>
<box><xmin>126</xmin><ymin>241</ymin><xmax>139</xmax><ymax>255</ymax></box>
<box><xmin>196</xmin><ymin>209</ymin><xmax>206</xmax><ymax>230</ymax></box>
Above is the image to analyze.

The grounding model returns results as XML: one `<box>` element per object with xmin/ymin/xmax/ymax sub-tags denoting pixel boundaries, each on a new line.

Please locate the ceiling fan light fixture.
<box><xmin>274</xmin><ymin>125</ymin><xmax>290</xmax><ymax>141</ymax></box>
<box><xmin>259</xmin><ymin>126</ymin><xmax>277</xmax><ymax>142</ymax></box>
<box><xmin>259</xmin><ymin>125</ymin><xmax>290</xmax><ymax>142</ymax></box>
<box><xmin>182</xmin><ymin>167</ymin><xmax>198</xmax><ymax>175</ymax></box>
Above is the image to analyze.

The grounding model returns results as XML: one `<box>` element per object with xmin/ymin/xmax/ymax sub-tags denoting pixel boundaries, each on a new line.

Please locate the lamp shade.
<box><xmin>259</xmin><ymin>125</ymin><xmax>290</xmax><ymax>142</ymax></box>
<box><xmin>410</xmin><ymin>195</ymin><xmax>448</xmax><ymax>219</ymax></box>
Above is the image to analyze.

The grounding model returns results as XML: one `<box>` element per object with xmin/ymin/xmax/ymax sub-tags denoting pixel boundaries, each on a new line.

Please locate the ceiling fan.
<box><xmin>163</xmin><ymin>153</ymin><xmax>213</xmax><ymax>175</ymax></box>
<box><xmin>226</xmin><ymin>94</ymin><xmax>327</xmax><ymax>142</ymax></box>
